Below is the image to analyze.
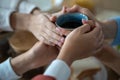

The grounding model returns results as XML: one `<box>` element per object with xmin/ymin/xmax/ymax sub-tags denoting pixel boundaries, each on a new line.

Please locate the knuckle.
<box><xmin>47</xmin><ymin>22</ymin><xmax>55</xmax><ymax>29</ymax></box>
<box><xmin>81</xmin><ymin>8</ymin><xmax>89</xmax><ymax>13</ymax></box>
<box><xmin>74</xmin><ymin>4</ymin><xmax>79</xmax><ymax>8</ymax></box>
<box><xmin>54</xmin><ymin>34</ymin><xmax>61</xmax><ymax>40</ymax></box>
<box><xmin>39</xmin><ymin>36</ymin><xmax>45</xmax><ymax>41</ymax></box>
<box><xmin>92</xmin><ymin>35</ymin><xmax>96</xmax><ymax>40</ymax></box>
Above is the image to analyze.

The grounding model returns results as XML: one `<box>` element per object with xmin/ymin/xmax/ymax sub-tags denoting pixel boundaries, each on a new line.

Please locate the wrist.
<box><xmin>11</xmin><ymin>52</ymin><xmax>32</xmax><ymax>75</ymax></box>
<box><xmin>31</xmin><ymin>8</ymin><xmax>41</xmax><ymax>14</ymax></box>
<box><xmin>10</xmin><ymin>12</ymin><xmax>32</xmax><ymax>31</ymax></box>
<box><xmin>57</xmin><ymin>53</ymin><xmax>73</xmax><ymax>66</ymax></box>
<box><xmin>101</xmin><ymin>20</ymin><xmax>117</xmax><ymax>39</ymax></box>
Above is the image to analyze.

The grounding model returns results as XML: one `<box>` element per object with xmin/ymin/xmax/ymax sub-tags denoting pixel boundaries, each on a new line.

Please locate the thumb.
<box><xmin>52</xmin><ymin>6</ymin><xmax>67</xmax><ymax>18</ymax></box>
<box><xmin>77</xmin><ymin>24</ymin><xmax>91</xmax><ymax>34</ymax></box>
<box><xmin>50</xmin><ymin>16</ymin><xmax>57</xmax><ymax>22</ymax></box>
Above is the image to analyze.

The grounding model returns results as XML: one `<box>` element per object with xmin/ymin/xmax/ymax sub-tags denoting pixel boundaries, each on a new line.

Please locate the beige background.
<box><xmin>96</xmin><ymin>0</ymin><xmax>120</xmax><ymax>11</ymax></box>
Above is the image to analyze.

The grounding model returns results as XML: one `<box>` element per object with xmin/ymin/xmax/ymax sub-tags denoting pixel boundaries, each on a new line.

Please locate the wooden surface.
<box><xmin>9</xmin><ymin>31</ymin><xmax>38</xmax><ymax>53</ymax></box>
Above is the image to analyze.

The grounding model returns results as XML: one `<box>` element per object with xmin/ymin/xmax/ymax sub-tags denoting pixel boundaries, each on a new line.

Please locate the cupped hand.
<box><xmin>11</xmin><ymin>41</ymin><xmax>59</xmax><ymax>75</ymax></box>
<box><xmin>57</xmin><ymin>24</ymin><xmax>104</xmax><ymax>66</ymax></box>
<box><xmin>27</xmin><ymin>41</ymin><xmax>59</xmax><ymax>69</ymax></box>
<box><xmin>28</xmin><ymin>13</ymin><xmax>65</xmax><ymax>47</ymax></box>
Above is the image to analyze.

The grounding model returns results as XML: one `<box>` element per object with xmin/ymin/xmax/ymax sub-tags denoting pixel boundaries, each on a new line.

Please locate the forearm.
<box><xmin>95</xmin><ymin>44</ymin><xmax>120</xmax><ymax>75</ymax></box>
<box><xmin>101</xmin><ymin>19</ymin><xmax>117</xmax><ymax>39</ymax></box>
<box><xmin>11</xmin><ymin>52</ymin><xmax>32</xmax><ymax>76</ymax></box>
<box><xmin>57</xmin><ymin>54</ymin><xmax>73</xmax><ymax>66</ymax></box>
<box><xmin>10</xmin><ymin>12</ymin><xmax>31</xmax><ymax>31</ymax></box>
<box><xmin>10</xmin><ymin>8</ymin><xmax>41</xmax><ymax>31</ymax></box>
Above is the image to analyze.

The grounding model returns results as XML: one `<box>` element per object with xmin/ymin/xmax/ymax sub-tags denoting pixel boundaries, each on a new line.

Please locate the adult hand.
<box><xmin>11</xmin><ymin>41</ymin><xmax>59</xmax><ymax>75</ymax></box>
<box><xmin>66</xmin><ymin>5</ymin><xmax>117</xmax><ymax>40</ymax></box>
<box><xmin>57</xmin><ymin>24</ymin><xmax>104</xmax><ymax>66</ymax></box>
<box><xmin>10</xmin><ymin>11</ymin><xmax>65</xmax><ymax>47</ymax></box>
<box><xmin>27</xmin><ymin>12</ymin><xmax>65</xmax><ymax>47</ymax></box>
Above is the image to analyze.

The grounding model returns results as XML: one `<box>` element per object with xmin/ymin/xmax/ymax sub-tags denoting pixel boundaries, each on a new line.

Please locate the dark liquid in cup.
<box><xmin>61</xmin><ymin>21</ymin><xmax>83</xmax><ymax>29</ymax></box>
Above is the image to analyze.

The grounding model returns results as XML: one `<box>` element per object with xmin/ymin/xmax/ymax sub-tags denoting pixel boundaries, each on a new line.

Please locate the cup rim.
<box><xmin>56</xmin><ymin>13</ymin><xmax>88</xmax><ymax>30</ymax></box>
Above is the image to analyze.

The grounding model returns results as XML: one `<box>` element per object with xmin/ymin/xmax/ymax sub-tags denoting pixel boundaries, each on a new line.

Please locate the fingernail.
<box><xmin>93</xmin><ymin>26</ymin><xmax>96</xmax><ymax>28</ymax></box>
<box><xmin>56</xmin><ymin>27</ymin><xmax>63</xmax><ymax>36</ymax></box>
<box><xmin>52</xmin><ymin>43</ymin><xmax>55</xmax><ymax>46</ymax></box>
<box><xmin>57</xmin><ymin>42</ymin><xmax>62</xmax><ymax>47</ymax></box>
<box><xmin>60</xmin><ymin>37</ymin><xmax>65</xmax><ymax>42</ymax></box>
<box><xmin>56</xmin><ymin>27</ymin><xmax>61</xmax><ymax>32</ymax></box>
<box><xmin>82</xmin><ymin>19</ymin><xmax>87</xmax><ymax>24</ymax></box>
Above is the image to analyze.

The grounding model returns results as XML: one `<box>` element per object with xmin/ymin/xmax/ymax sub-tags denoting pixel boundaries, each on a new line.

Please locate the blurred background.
<box><xmin>0</xmin><ymin>0</ymin><xmax>120</xmax><ymax>80</ymax></box>
<box><xmin>34</xmin><ymin>0</ymin><xmax>120</xmax><ymax>50</ymax></box>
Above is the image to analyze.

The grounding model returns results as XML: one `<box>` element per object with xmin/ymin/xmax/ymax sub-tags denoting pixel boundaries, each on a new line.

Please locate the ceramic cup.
<box><xmin>56</xmin><ymin>13</ymin><xmax>88</xmax><ymax>30</ymax></box>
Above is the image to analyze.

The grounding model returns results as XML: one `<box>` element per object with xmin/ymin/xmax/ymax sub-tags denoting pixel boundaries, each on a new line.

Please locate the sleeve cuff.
<box><xmin>0</xmin><ymin>8</ymin><xmax>14</xmax><ymax>31</ymax></box>
<box><xmin>111</xmin><ymin>17</ymin><xmax>120</xmax><ymax>46</ymax></box>
<box><xmin>44</xmin><ymin>59</ymin><xmax>71</xmax><ymax>80</ymax></box>
<box><xmin>19</xmin><ymin>1</ymin><xmax>37</xmax><ymax>14</ymax></box>
<box><xmin>0</xmin><ymin>58</ymin><xmax>21</xmax><ymax>80</ymax></box>
<box><xmin>0</xmin><ymin>0</ymin><xmax>20</xmax><ymax>10</ymax></box>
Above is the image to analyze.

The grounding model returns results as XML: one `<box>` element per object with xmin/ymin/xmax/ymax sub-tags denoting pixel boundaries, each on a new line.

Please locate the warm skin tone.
<box><xmin>11</xmin><ymin>41</ymin><xmax>59</xmax><ymax>76</ymax></box>
<box><xmin>65</xmin><ymin>5</ymin><xmax>118</xmax><ymax>40</ymax></box>
<box><xmin>0</xmin><ymin>5</ymin><xmax>106</xmax><ymax>79</ymax></box>
<box><xmin>11</xmin><ymin>23</ymin><xmax>104</xmax><ymax>76</ymax></box>
<box><xmin>9</xmin><ymin>6</ymin><xmax>104</xmax><ymax>76</ymax></box>
<box><xmin>66</xmin><ymin>5</ymin><xmax>120</xmax><ymax>75</ymax></box>
<box><xmin>57</xmin><ymin>24</ymin><xmax>104</xmax><ymax>66</ymax></box>
<box><xmin>10</xmin><ymin>8</ymin><xmax>67</xmax><ymax>47</ymax></box>
<box><xmin>8</xmin><ymin>8</ymin><xmax>66</xmax><ymax>76</ymax></box>
<box><xmin>94</xmin><ymin>43</ymin><xmax>120</xmax><ymax>75</ymax></box>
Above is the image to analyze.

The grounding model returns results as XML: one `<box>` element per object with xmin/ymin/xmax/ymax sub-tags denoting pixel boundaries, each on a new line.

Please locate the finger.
<box><xmin>43</xmin><ymin>13</ymin><xmax>52</xmax><ymax>19</ymax></box>
<box><xmin>56</xmin><ymin>27</ymin><xmax>72</xmax><ymax>36</ymax></box>
<box><xmin>66</xmin><ymin>5</ymin><xmax>81</xmax><ymax>13</ymax></box>
<box><xmin>79</xmin><ymin>8</ymin><xmax>96</xmax><ymax>21</ymax></box>
<box><xmin>45</xmin><ymin>28</ymin><xmax>64</xmax><ymax>43</ymax></box>
<box><xmin>38</xmin><ymin>37</ymin><xmax>55</xmax><ymax>46</ymax></box>
<box><xmin>42</xmin><ymin>15</ymin><xmax>62</xmax><ymax>35</ymax></box>
<box><xmin>50</xmin><ymin>16</ymin><xmax>57</xmax><ymax>22</ymax></box>
<box><xmin>97</xmin><ymin>30</ymin><xmax>104</xmax><ymax>43</ymax></box>
<box><xmin>77</xmin><ymin>24</ymin><xmax>91</xmax><ymax>34</ymax></box>
<box><xmin>52</xmin><ymin>6</ymin><xmax>67</xmax><ymax>18</ymax></box>
<box><xmin>56</xmin><ymin>27</ymin><xmax>63</xmax><ymax>35</ymax></box>
<box><xmin>98</xmin><ymin>34</ymin><xmax>104</xmax><ymax>48</ymax></box>
<box><xmin>82</xmin><ymin>19</ymin><xmax>95</xmax><ymax>27</ymax></box>
<box><xmin>93</xmin><ymin>46</ymin><xmax>103</xmax><ymax>54</ymax></box>
<box><xmin>45</xmin><ymin>22</ymin><xmax>61</xmax><ymax>35</ymax></box>
<box><xmin>42</xmin><ymin>31</ymin><xmax>63</xmax><ymax>47</ymax></box>
<box><xmin>94</xmin><ymin>35</ymin><xmax>104</xmax><ymax>53</ymax></box>
<box><xmin>38</xmin><ymin>32</ymin><xmax>55</xmax><ymax>46</ymax></box>
<box><xmin>94</xmin><ymin>42</ymin><xmax>104</xmax><ymax>54</ymax></box>
<box><xmin>67</xmin><ymin>5</ymin><xmax>97</xmax><ymax>21</ymax></box>
<box><xmin>90</xmin><ymin>25</ymin><xmax>101</xmax><ymax>37</ymax></box>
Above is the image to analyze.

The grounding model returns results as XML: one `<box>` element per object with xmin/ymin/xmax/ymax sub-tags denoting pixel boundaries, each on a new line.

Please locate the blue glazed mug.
<box><xmin>56</xmin><ymin>13</ymin><xmax>88</xmax><ymax>30</ymax></box>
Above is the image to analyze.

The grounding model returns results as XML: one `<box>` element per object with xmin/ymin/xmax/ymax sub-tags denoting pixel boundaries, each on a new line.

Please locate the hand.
<box><xmin>11</xmin><ymin>41</ymin><xmax>59</xmax><ymax>75</ymax></box>
<box><xmin>10</xmin><ymin>11</ymin><xmax>65</xmax><ymax>47</ymax></box>
<box><xmin>57</xmin><ymin>24</ymin><xmax>104</xmax><ymax>66</ymax></box>
<box><xmin>27</xmin><ymin>12</ymin><xmax>65</xmax><ymax>47</ymax></box>
<box><xmin>66</xmin><ymin>5</ymin><xmax>118</xmax><ymax>40</ymax></box>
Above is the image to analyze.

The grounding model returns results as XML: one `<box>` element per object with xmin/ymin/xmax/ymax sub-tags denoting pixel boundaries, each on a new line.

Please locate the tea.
<box><xmin>56</xmin><ymin>13</ymin><xmax>88</xmax><ymax>30</ymax></box>
<box><xmin>60</xmin><ymin>21</ymin><xmax>83</xmax><ymax>29</ymax></box>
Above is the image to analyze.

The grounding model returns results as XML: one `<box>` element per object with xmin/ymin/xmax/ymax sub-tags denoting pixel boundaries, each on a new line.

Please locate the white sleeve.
<box><xmin>0</xmin><ymin>8</ymin><xmax>14</xmax><ymax>31</ymax></box>
<box><xmin>0</xmin><ymin>0</ymin><xmax>37</xmax><ymax>31</ymax></box>
<box><xmin>18</xmin><ymin>1</ymin><xmax>38</xmax><ymax>14</ymax></box>
<box><xmin>0</xmin><ymin>0</ymin><xmax>21</xmax><ymax>31</ymax></box>
<box><xmin>0</xmin><ymin>58</ymin><xmax>21</xmax><ymax>80</ymax></box>
<box><xmin>0</xmin><ymin>0</ymin><xmax>20</xmax><ymax>10</ymax></box>
<box><xmin>44</xmin><ymin>59</ymin><xmax>71</xmax><ymax>80</ymax></box>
